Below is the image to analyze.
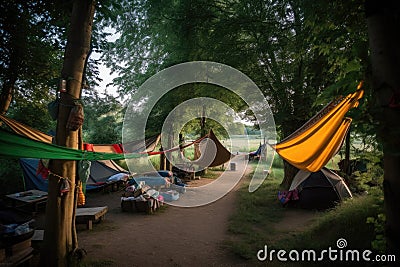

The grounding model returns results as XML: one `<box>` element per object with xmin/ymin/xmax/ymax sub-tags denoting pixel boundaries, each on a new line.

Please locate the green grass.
<box><xmin>278</xmin><ymin>191</ymin><xmax>382</xmax><ymax>249</ymax></box>
<box><xmin>226</xmin><ymin>169</ymin><xmax>285</xmax><ymax>260</ymax></box>
<box><xmin>199</xmin><ymin>169</ymin><xmax>222</xmax><ymax>179</ymax></box>
<box><xmin>226</xmin><ymin>166</ymin><xmax>384</xmax><ymax>265</ymax></box>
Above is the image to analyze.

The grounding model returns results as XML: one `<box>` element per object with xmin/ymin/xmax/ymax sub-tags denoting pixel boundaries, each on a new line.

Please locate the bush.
<box><xmin>345</xmin><ymin>151</ymin><xmax>384</xmax><ymax>193</ymax></box>
<box><xmin>0</xmin><ymin>159</ymin><xmax>25</xmax><ymax>195</ymax></box>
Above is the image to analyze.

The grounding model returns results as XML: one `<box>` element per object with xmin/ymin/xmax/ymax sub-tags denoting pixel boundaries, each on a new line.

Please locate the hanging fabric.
<box><xmin>0</xmin><ymin>129</ymin><xmax>140</xmax><ymax>160</ymax></box>
<box><xmin>66</xmin><ymin>101</ymin><xmax>84</xmax><ymax>131</ymax></box>
<box><xmin>77</xmin><ymin>182</ymin><xmax>86</xmax><ymax>206</ymax></box>
<box><xmin>272</xmin><ymin>82</ymin><xmax>364</xmax><ymax>172</ymax></box>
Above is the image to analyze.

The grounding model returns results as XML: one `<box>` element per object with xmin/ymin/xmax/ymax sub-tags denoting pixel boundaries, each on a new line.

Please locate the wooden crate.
<box><xmin>121</xmin><ymin>199</ymin><xmax>157</xmax><ymax>214</ymax></box>
<box><xmin>0</xmin><ymin>248</ymin><xmax>5</xmax><ymax>262</ymax></box>
<box><xmin>121</xmin><ymin>200</ymin><xmax>137</xmax><ymax>212</ymax></box>
<box><xmin>6</xmin><ymin>238</ymin><xmax>31</xmax><ymax>256</ymax></box>
<box><xmin>135</xmin><ymin>200</ymin><xmax>152</xmax><ymax>213</ymax></box>
<box><xmin>75</xmin><ymin>206</ymin><xmax>108</xmax><ymax>230</ymax></box>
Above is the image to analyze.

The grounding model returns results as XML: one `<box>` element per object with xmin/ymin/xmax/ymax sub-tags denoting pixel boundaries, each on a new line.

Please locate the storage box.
<box><xmin>121</xmin><ymin>200</ymin><xmax>137</xmax><ymax>212</ymax></box>
<box><xmin>121</xmin><ymin>199</ymin><xmax>159</xmax><ymax>214</ymax></box>
<box><xmin>0</xmin><ymin>248</ymin><xmax>5</xmax><ymax>262</ymax></box>
<box><xmin>134</xmin><ymin>200</ymin><xmax>152</xmax><ymax>213</ymax></box>
<box><xmin>5</xmin><ymin>238</ymin><xmax>31</xmax><ymax>257</ymax></box>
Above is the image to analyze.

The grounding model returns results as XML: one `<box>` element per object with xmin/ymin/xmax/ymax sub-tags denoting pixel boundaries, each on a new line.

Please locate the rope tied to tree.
<box><xmin>48</xmin><ymin>172</ymin><xmax>72</xmax><ymax>196</ymax></box>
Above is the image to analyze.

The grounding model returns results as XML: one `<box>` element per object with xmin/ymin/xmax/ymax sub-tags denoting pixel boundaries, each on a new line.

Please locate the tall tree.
<box><xmin>226</xmin><ymin>0</ymin><xmax>368</xmax><ymax>188</ymax></box>
<box><xmin>104</xmin><ymin>0</ymin><xmax>248</xmax><ymax>135</ymax></box>
<box><xmin>41</xmin><ymin>0</ymin><xmax>96</xmax><ymax>266</ymax></box>
<box><xmin>365</xmin><ymin>0</ymin><xmax>400</xmax><ymax>262</ymax></box>
<box><xmin>103</xmin><ymin>0</ymin><xmax>369</xmax><ymax>188</ymax></box>
<box><xmin>205</xmin><ymin>0</ymin><xmax>337</xmax><ymax>187</ymax></box>
<box><xmin>0</xmin><ymin>0</ymin><xmax>66</xmax><ymax>116</ymax></box>
<box><xmin>82</xmin><ymin>91</ymin><xmax>124</xmax><ymax>144</ymax></box>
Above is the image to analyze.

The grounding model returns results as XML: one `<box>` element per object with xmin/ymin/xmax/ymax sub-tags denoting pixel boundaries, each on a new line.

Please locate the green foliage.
<box><xmin>82</xmin><ymin>92</ymin><xmax>124</xmax><ymax>144</ymax></box>
<box><xmin>0</xmin><ymin>0</ymin><xmax>66</xmax><ymax>109</ymax></box>
<box><xmin>6</xmin><ymin>99</ymin><xmax>56</xmax><ymax>134</ymax></box>
<box><xmin>366</xmin><ymin>188</ymin><xmax>386</xmax><ymax>253</ymax></box>
<box><xmin>148</xmin><ymin>155</ymin><xmax>160</xmax><ymax>170</ymax></box>
<box><xmin>303</xmin><ymin>0</ymin><xmax>368</xmax><ymax>87</ymax></box>
<box><xmin>270</xmin><ymin>152</ymin><xmax>283</xmax><ymax>167</ymax></box>
<box><xmin>367</xmin><ymin>213</ymin><xmax>386</xmax><ymax>253</ymax></box>
<box><xmin>144</xmin><ymin>84</ymin><xmax>248</xmax><ymax>137</ymax></box>
<box><xmin>345</xmin><ymin>150</ymin><xmax>384</xmax><ymax>193</ymax></box>
<box><xmin>0</xmin><ymin>159</ymin><xmax>24</xmax><ymax>195</ymax></box>
<box><xmin>101</xmin><ymin>0</ymin><xmax>370</xmax><ymax>146</ymax></box>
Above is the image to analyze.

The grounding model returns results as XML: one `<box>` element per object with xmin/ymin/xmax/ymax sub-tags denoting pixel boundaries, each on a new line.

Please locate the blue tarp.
<box><xmin>19</xmin><ymin>158</ymin><xmax>49</xmax><ymax>191</ymax></box>
<box><xmin>131</xmin><ymin>177</ymin><xmax>169</xmax><ymax>187</ymax></box>
<box><xmin>19</xmin><ymin>158</ymin><xmax>128</xmax><ymax>192</ymax></box>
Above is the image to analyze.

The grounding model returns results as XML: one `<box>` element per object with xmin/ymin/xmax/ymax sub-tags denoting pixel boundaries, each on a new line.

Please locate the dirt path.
<box><xmin>29</xmin><ymin>155</ymin><xmax>320</xmax><ymax>266</ymax></box>
<box><xmin>78</xmin><ymin>156</ymin><xmax>251</xmax><ymax>267</ymax></box>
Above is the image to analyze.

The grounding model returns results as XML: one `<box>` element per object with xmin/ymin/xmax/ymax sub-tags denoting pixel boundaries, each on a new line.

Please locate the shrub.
<box><xmin>0</xmin><ymin>159</ymin><xmax>25</xmax><ymax>195</ymax></box>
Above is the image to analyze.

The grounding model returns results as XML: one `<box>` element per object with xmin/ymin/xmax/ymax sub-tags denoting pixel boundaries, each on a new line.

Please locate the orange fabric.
<box><xmin>0</xmin><ymin>114</ymin><xmax>160</xmax><ymax>154</ymax></box>
<box><xmin>77</xmin><ymin>183</ymin><xmax>86</xmax><ymax>206</ymax></box>
<box><xmin>0</xmin><ymin>114</ymin><xmax>53</xmax><ymax>143</ymax></box>
<box><xmin>273</xmin><ymin>82</ymin><xmax>364</xmax><ymax>172</ymax></box>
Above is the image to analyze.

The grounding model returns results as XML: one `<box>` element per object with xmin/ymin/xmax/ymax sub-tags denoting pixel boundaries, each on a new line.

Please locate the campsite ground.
<box><xmin>32</xmin><ymin>157</ymin><xmax>318</xmax><ymax>267</ymax></box>
<box><xmin>78</xmin><ymin>178</ymin><xmax>246</xmax><ymax>267</ymax></box>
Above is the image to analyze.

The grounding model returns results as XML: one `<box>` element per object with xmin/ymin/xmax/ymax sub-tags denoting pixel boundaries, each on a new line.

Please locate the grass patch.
<box><xmin>226</xmin><ymin>169</ymin><xmax>285</xmax><ymax>260</ymax></box>
<box><xmin>199</xmin><ymin>169</ymin><xmax>222</xmax><ymax>179</ymax></box>
<box><xmin>278</xmin><ymin>189</ymin><xmax>383</xmax><ymax>250</ymax></box>
<box><xmin>226</xmin><ymin>166</ymin><xmax>384</xmax><ymax>264</ymax></box>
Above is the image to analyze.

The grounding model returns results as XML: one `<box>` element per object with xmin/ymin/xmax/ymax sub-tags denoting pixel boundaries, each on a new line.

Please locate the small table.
<box><xmin>75</xmin><ymin>206</ymin><xmax>108</xmax><ymax>230</ymax></box>
<box><xmin>6</xmin><ymin>190</ymin><xmax>48</xmax><ymax>212</ymax></box>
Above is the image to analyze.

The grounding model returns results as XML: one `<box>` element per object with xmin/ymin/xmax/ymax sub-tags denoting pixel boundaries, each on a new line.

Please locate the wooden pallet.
<box><xmin>75</xmin><ymin>206</ymin><xmax>108</xmax><ymax>230</ymax></box>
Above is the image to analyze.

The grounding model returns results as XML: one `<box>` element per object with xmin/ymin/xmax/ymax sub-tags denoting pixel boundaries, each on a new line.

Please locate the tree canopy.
<box><xmin>1</xmin><ymin>0</ymin><xmax>399</xmax><ymax>264</ymax></box>
<box><xmin>99</xmin><ymin>0</ymin><xmax>372</xmax><ymax>185</ymax></box>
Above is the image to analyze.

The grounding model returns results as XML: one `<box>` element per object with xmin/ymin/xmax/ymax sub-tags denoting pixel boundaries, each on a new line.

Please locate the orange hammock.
<box><xmin>272</xmin><ymin>82</ymin><xmax>364</xmax><ymax>172</ymax></box>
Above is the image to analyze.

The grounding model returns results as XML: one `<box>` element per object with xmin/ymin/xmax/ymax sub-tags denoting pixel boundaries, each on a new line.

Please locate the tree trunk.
<box><xmin>280</xmin><ymin>161</ymin><xmax>298</xmax><ymax>190</ymax></box>
<box><xmin>344</xmin><ymin>127</ymin><xmax>351</xmax><ymax>175</ymax></box>
<box><xmin>41</xmin><ymin>1</ymin><xmax>95</xmax><ymax>266</ymax></box>
<box><xmin>0</xmin><ymin>82</ymin><xmax>14</xmax><ymax>115</ymax></box>
<box><xmin>279</xmin><ymin>121</ymin><xmax>302</xmax><ymax>190</ymax></box>
<box><xmin>365</xmin><ymin>0</ymin><xmax>400</xmax><ymax>263</ymax></box>
<box><xmin>165</xmin><ymin>133</ymin><xmax>173</xmax><ymax>171</ymax></box>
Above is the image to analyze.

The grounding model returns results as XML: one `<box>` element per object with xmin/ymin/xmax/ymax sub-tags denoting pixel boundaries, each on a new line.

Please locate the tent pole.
<box><xmin>344</xmin><ymin>126</ymin><xmax>351</xmax><ymax>175</ymax></box>
<box><xmin>21</xmin><ymin>173</ymin><xmax>26</xmax><ymax>191</ymax></box>
<box><xmin>159</xmin><ymin>146</ymin><xmax>166</xmax><ymax>170</ymax></box>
